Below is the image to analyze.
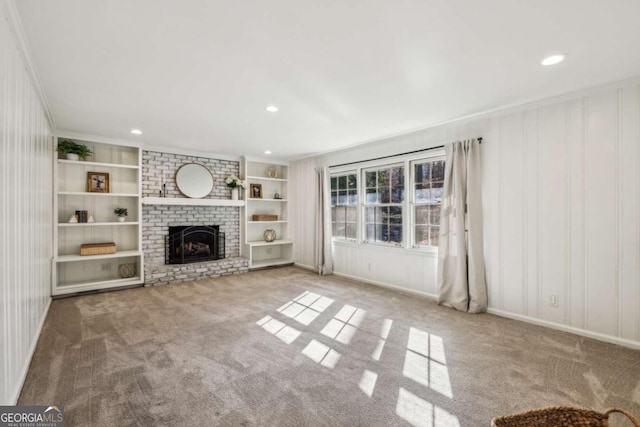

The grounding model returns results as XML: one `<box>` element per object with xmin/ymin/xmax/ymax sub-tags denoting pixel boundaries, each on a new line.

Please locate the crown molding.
<box><xmin>1</xmin><ymin>0</ymin><xmax>55</xmax><ymax>129</ymax></box>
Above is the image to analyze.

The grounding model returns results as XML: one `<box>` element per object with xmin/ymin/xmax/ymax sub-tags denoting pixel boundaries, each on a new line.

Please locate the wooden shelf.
<box><xmin>251</xmin><ymin>259</ymin><xmax>294</xmax><ymax>269</ymax></box>
<box><xmin>246</xmin><ymin>175</ymin><xmax>288</xmax><ymax>182</ymax></box>
<box><xmin>58</xmin><ymin>191</ymin><xmax>139</xmax><ymax>197</ymax></box>
<box><xmin>58</xmin><ymin>221</ymin><xmax>139</xmax><ymax>227</ymax></box>
<box><xmin>55</xmin><ymin>250</ymin><xmax>142</xmax><ymax>263</ymax></box>
<box><xmin>142</xmin><ymin>197</ymin><xmax>244</xmax><ymax>207</ymax></box>
<box><xmin>55</xmin><ymin>277</ymin><xmax>143</xmax><ymax>295</ymax></box>
<box><xmin>247</xmin><ymin>239</ymin><xmax>293</xmax><ymax>247</ymax></box>
<box><xmin>58</xmin><ymin>159</ymin><xmax>139</xmax><ymax>169</ymax></box>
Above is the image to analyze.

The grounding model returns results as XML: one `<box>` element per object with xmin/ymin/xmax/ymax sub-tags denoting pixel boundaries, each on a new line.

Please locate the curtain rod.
<box><xmin>329</xmin><ymin>137</ymin><xmax>482</xmax><ymax>168</ymax></box>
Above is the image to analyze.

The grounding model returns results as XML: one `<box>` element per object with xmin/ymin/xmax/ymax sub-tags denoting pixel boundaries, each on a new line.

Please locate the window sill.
<box><xmin>332</xmin><ymin>239</ymin><xmax>438</xmax><ymax>257</ymax></box>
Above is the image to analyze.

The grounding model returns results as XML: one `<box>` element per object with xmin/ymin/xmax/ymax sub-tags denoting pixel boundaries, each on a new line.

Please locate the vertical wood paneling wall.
<box><xmin>0</xmin><ymin>5</ymin><xmax>53</xmax><ymax>404</ymax></box>
<box><xmin>290</xmin><ymin>78</ymin><xmax>640</xmax><ymax>348</ymax></box>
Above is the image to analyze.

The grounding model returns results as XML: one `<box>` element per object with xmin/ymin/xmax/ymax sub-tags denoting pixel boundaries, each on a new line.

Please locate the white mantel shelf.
<box><xmin>142</xmin><ymin>197</ymin><xmax>245</xmax><ymax>207</ymax></box>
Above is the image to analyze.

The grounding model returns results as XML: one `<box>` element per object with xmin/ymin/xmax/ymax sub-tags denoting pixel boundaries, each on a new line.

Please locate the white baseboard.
<box><xmin>332</xmin><ymin>271</ymin><xmax>438</xmax><ymax>301</ymax></box>
<box><xmin>330</xmin><ymin>271</ymin><xmax>640</xmax><ymax>351</ymax></box>
<box><xmin>487</xmin><ymin>308</ymin><xmax>640</xmax><ymax>350</ymax></box>
<box><xmin>293</xmin><ymin>263</ymin><xmax>315</xmax><ymax>271</ymax></box>
<box><xmin>10</xmin><ymin>297</ymin><xmax>52</xmax><ymax>404</ymax></box>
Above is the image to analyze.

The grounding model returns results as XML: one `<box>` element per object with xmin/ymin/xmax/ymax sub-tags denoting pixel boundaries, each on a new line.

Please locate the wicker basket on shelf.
<box><xmin>491</xmin><ymin>406</ymin><xmax>640</xmax><ymax>427</ymax></box>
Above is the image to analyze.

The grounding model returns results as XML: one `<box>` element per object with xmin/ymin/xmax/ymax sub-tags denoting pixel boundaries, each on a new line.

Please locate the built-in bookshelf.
<box><xmin>52</xmin><ymin>135</ymin><xmax>144</xmax><ymax>296</ymax></box>
<box><xmin>240</xmin><ymin>157</ymin><xmax>293</xmax><ymax>269</ymax></box>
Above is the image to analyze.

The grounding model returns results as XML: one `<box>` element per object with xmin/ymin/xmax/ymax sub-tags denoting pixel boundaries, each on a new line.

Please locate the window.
<box><xmin>331</xmin><ymin>173</ymin><xmax>357</xmax><ymax>240</ymax></box>
<box><xmin>363</xmin><ymin>164</ymin><xmax>404</xmax><ymax>245</ymax></box>
<box><xmin>411</xmin><ymin>158</ymin><xmax>445</xmax><ymax>247</ymax></box>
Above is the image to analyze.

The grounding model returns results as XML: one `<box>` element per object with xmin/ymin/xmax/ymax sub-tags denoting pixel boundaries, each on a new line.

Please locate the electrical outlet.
<box><xmin>101</xmin><ymin>263</ymin><xmax>111</xmax><ymax>271</ymax></box>
<box><xmin>549</xmin><ymin>294</ymin><xmax>558</xmax><ymax>307</ymax></box>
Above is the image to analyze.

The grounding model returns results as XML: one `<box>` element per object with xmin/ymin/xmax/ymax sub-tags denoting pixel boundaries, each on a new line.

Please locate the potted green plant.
<box><xmin>114</xmin><ymin>207</ymin><xmax>128</xmax><ymax>222</ymax></box>
<box><xmin>56</xmin><ymin>139</ymin><xmax>93</xmax><ymax>161</ymax></box>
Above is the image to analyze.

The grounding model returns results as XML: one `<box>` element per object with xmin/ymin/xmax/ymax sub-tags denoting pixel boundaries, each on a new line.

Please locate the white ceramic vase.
<box><xmin>231</xmin><ymin>187</ymin><xmax>239</xmax><ymax>200</ymax></box>
<box><xmin>118</xmin><ymin>217</ymin><xmax>125</xmax><ymax>222</ymax></box>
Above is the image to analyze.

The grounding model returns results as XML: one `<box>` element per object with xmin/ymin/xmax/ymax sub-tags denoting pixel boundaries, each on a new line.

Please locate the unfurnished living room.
<box><xmin>1</xmin><ymin>1</ymin><xmax>640</xmax><ymax>426</ymax></box>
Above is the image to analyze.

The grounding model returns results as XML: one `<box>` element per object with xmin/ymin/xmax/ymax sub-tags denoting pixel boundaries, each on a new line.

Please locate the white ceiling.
<box><xmin>15</xmin><ymin>0</ymin><xmax>640</xmax><ymax>160</ymax></box>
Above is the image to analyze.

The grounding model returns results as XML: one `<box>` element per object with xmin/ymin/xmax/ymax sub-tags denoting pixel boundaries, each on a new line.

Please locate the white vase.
<box><xmin>118</xmin><ymin>217</ymin><xmax>125</xmax><ymax>222</ymax></box>
<box><xmin>66</xmin><ymin>153</ymin><xmax>79</xmax><ymax>161</ymax></box>
<box><xmin>231</xmin><ymin>187</ymin><xmax>239</xmax><ymax>200</ymax></box>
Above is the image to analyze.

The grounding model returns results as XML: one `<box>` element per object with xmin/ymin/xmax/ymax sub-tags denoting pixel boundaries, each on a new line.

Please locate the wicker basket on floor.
<box><xmin>491</xmin><ymin>406</ymin><xmax>640</xmax><ymax>427</ymax></box>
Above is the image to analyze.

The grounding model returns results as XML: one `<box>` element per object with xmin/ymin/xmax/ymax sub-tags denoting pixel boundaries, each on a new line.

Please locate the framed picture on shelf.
<box><xmin>250</xmin><ymin>183</ymin><xmax>262</xmax><ymax>199</ymax></box>
<box><xmin>87</xmin><ymin>171</ymin><xmax>110</xmax><ymax>193</ymax></box>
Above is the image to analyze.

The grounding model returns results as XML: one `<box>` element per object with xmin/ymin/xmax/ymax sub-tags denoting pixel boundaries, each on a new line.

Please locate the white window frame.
<box><xmin>330</xmin><ymin>170</ymin><xmax>358</xmax><ymax>242</ymax></box>
<box><xmin>362</xmin><ymin>162</ymin><xmax>405</xmax><ymax>247</ymax></box>
<box><xmin>328</xmin><ymin>148</ymin><xmax>445</xmax><ymax>252</ymax></box>
<box><xmin>409</xmin><ymin>155</ymin><xmax>445</xmax><ymax>251</ymax></box>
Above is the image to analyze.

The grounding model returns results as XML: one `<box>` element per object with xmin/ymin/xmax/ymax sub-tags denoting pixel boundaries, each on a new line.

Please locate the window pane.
<box><xmin>415</xmin><ymin>205</ymin><xmax>429</xmax><ymax>225</ymax></box>
<box><xmin>331</xmin><ymin>177</ymin><xmax>337</xmax><ymax>190</ymax></box>
<box><xmin>348</xmin><ymin>190</ymin><xmax>357</xmax><ymax>205</ymax></box>
<box><xmin>331</xmin><ymin>191</ymin><xmax>337</xmax><ymax>205</ymax></box>
<box><xmin>379</xmin><ymin>187</ymin><xmax>390</xmax><ymax>203</ymax></box>
<box><xmin>366</xmin><ymin>188</ymin><xmax>377</xmax><ymax>203</ymax></box>
<box><xmin>376</xmin><ymin>206</ymin><xmax>388</xmax><ymax>224</ymax></box>
<box><xmin>346</xmin><ymin>223</ymin><xmax>356</xmax><ymax>239</ymax></box>
<box><xmin>332</xmin><ymin>222</ymin><xmax>337</xmax><ymax>236</ymax></box>
<box><xmin>430</xmin><ymin>205</ymin><xmax>441</xmax><ymax>226</ymax></box>
<box><xmin>376</xmin><ymin>224</ymin><xmax>386</xmax><ymax>242</ymax></box>
<box><xmin>365</xmin><ymin>207</ymin><xmax>375</xmax><ymax>223</ymax></box>
<box><xmin>335</xmin><ymin>206</ymin><xmax>346</xmax><ymax>222</ymax></box>
<box><xmin>432</xmin><ymin>160</ymin><xmax>445</xmax><ymax>181</ymax></box>
<box><xmin>346</xmin><ymin>206</ymin><xmax>357</xmax><ymax>222</ymax></box>
<box><xmin>429</xmin><ymin>226</ymin><xmax>440</xmax><ymax>247</ymax></box>
<box><xmin>391</xmin><ymin>187</ymin><xmax>404</xmax><ymax>204</ymax></box>
<box><xmin>366</xmin><ymin>224</ymin><xmax>375</xmax><ymax>241</ymax></box>
<box><xmin>347</xmin><ymin>174</ymin><xmax>357</xmax><ymax>189</ymax></box>
<box><xmin>378</xmin><ymin>169</ymin><xmax>389</xmax><ymax>186</ymax></box>
<box><xmin>414</xmin><ymin>162</ymin><xmax>430</xmax><ymax>185</ymax></box>
<box><xmin>391</xmin><ymin>166</ymin><xmax>404</xmax><ymax>187</ymax></box>
<box><xmin>338</xmin><ymin>190</ymin><xmax>347</xmax><ymax>205</ymax></box>
<box><xmin>331</xmin><ymin>207</ymin><xmax>337</xmax><ymax>222</ymax></box>
<box><xmin>415</xmin><ymin>226</ymin><xmax>429</xmax><ymax>246</ymax></box>
<box><xmin>415</xmin><ymin>184</ymin><xmax>429</xmax><ymax>202</ymax></box>
<box><xmin>336</xmin><ymin>223</ymin><xmax>346</xmax><ymax>238</ymax></box>
<box><xmin>338</xmin><ymin>175</ymin><xmax>347</xmax><ymax>190</ymax></box>
<box><xmin>366</xmin><ymin>171</ymin><xmax>377</xmax><ymax>188</ymax></box>
<box><xmin>389</xmin><ymin>225</ymin><xmax>402</xmax><ymax>243</ymax></box>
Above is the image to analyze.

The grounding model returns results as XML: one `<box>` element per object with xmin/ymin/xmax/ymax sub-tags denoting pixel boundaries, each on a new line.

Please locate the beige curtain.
<box><xmin>437</xmin><ymin>139</ymin><xmax>487</xmax><ymax>313</ymax></box>
<box><xmin>314</xmin><ymin>166</ymin><xmax>333</xmax><ymax>275</ymax></box>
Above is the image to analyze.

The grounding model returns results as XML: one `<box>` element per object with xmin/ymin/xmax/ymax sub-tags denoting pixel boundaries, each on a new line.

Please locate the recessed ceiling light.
<box><xmin>265</xmin><ymin>105</ymin><xmax>279</xmax><ymax>113</ymax></box>
<box><xmin>541</xmin><ymin>54</ymin><xmax>566</xmax><ymax>66</ymax></box>
<box><xmin>264</xmin><ymin>150</ymin><xmax>272</xmax><ymax>155</ymax></box>
<box><xmin>130</xmin><ymin>129</ymin><xmax>143</xmax><ymax>135</ymax></box>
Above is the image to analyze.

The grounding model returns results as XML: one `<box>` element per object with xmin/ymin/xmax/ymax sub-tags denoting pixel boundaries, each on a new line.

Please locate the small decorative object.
<box><xmin>274</xmin><ymin>192</ymin><xmax>281</xmax><ymax>199</ymax></box>
<box><xmin>263</xmin><ymin>229</ymin><xmax>277</xmax><ymax>242</ymax></box>
<box><xmin>267</xmin><ymin>167</ymin><xmax>278</xmax><ymax>178</ymax></box>
<box><xmin>225</xmin><ymin>174</ymin><xmax>246</xmax><ymax>200</ymax></box>
<box><xmin>87</xmin><ymin>172</ymin><xmax>110</xmax><ymax>193</ymax></box>
<box><xmin>253</xmin><ymin>214</ymin><xmax>278</xmax><ymax>221</ymax></box>
<box><xmin>68</xmin><ymin>214</ymin><xmax>78</xmax><ymax>223</ymax></box>
<box><xmin>80</xmin><ymin>242</ymin><xmax>116</xmax><ymax>256</ymax></box>
<box><xmin>75</xmin><ymin>210</ymin><xmax>88</xmax><ymax>223</ymax></box>
<box><xmin>56</xmin><ymin>139</ymin><xmax>92</xmax><ymax>161</ymax></box>
<box><xmin>250</xmin><ymin>183</ymin><xmax>262</xmax><ymax>199</ymax></box>
<box><xmin>117</xmin><ymin>263</ymin><xmax>137</xmax><ymax>279</ymax></box>
<box><xmin>114</xmin><ymin>207</ymin><xmax>128</xmax><ymax>222</ymax></box>
<box><xmin>87</xmin><ymin>215</ymin><xmax>95</xmax><ymax>223</ymax></box>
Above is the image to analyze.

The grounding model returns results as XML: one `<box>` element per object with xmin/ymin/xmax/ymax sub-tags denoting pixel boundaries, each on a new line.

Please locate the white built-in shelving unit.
<box><xmin>241</xmin><ymin>157</ymin><xmax>293</xmax><ymax>269</ymax></box>
<box><xmin>53</xmin><ymin>135</ymin><xmax>144</xmax><ymax>296</ymax></box>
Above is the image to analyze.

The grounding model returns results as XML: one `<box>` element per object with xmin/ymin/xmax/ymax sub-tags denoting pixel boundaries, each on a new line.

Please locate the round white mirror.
<box><xmin>175</xmin><ymin>163</ymin><xmax>214</xmax><ymax>198</ymax></box>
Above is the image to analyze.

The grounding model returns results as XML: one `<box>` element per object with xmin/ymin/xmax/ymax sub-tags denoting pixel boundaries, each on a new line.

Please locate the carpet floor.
<box><xmin>19</xmin><ymin>266</ymin><xmax>640</xmax><ymax>426</ymax></box>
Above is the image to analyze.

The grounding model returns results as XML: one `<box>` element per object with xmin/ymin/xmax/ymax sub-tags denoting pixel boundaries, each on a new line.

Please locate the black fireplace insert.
<box><xmin>166</xmin><ymin>225</ymin><xmax>225</xmax><ymax>264</ymax></box>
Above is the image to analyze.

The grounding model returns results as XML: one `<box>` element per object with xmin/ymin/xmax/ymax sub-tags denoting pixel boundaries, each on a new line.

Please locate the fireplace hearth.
<box><xmin>166</xmin><ymin>225</ymin><xmax>225</xmax><ymax>264</ymax></box>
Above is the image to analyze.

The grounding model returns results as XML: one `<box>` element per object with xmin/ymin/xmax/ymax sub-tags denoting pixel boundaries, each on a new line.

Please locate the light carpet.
<box><xmin>19</xmin><ymin>266</ymin><xmax>640</xmax><ymax>426</ymax></box>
